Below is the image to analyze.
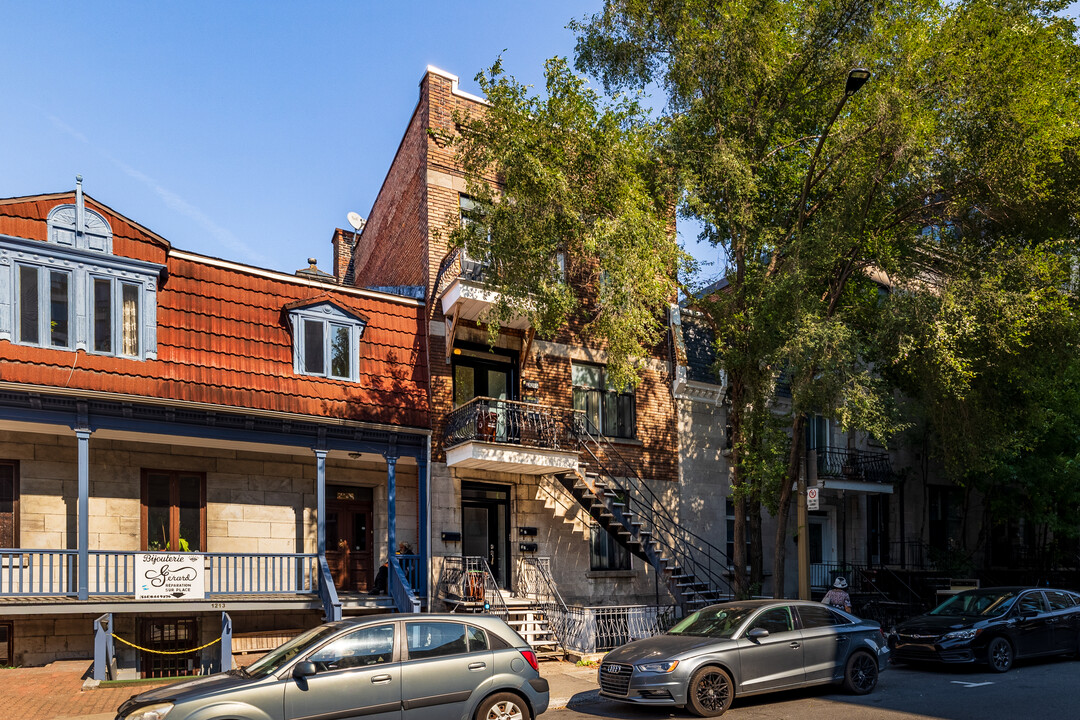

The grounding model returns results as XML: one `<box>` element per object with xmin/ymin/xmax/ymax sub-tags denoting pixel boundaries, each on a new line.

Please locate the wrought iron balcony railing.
<box><xmin>814</xmin><ymin>447</ymin><xmax>895</xmax><ymax>484</ymax></box>
<box><xmin>433</xmin><ymin>248</ymin><xmax>494</xmax><ymax>299</ymax></box>
<box><xmin>443</xmin><ymin>397</ymin><xmax>580</xmax><ymax>451</ymax></box>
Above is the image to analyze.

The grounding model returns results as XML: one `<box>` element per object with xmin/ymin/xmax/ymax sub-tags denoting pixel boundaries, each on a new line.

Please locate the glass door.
<box><xmin>461</xmin><ymin>482</ymin><xmax>510</xmax><ymax>588</ymax></box>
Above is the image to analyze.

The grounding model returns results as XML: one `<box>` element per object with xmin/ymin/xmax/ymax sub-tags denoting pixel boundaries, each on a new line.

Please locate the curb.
<box><xmin>549</xmin><ymin>689</ymin><xmax>602</xmax><ymax>710</ymax></box>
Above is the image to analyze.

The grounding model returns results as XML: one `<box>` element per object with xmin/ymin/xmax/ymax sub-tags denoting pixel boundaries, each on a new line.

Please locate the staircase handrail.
<box><xmin>389</xmin><ymin>556</ymin><xmax>421</xmax><ymax>613</ymax></box>
<box><xmin>518</xmin><ymin>557</ymin><xmax>579</xmax><ymax>651</ymax></box>
<box><xmin>569</xmin><ymin>416</ymin><xmax>733</xmax><ymax>599</ymax></box>
<box><xmin>469</xmin><ymin>555</ymin><xmax>509</xmax><ymax>619</ymax></box>
<box><xmin>316</xmin><ymin>555</ymin><xmax>342</xmax><ymax>622</ymax></box>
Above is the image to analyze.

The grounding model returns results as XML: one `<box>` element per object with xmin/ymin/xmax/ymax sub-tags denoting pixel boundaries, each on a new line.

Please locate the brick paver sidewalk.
<box><xmin>0</xmin><ymin>661</ymin><xmax>171</xmax><ymax>720</ymax></box>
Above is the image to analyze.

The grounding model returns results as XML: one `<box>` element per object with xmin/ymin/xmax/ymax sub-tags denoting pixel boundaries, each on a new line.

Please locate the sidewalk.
<box><xmin>0</xmin><ymin>658</ymin><xmax>601</xmax><ymax>720</ymax></box>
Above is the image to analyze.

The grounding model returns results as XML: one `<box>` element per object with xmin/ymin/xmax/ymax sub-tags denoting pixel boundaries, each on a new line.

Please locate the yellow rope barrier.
<box><xmin>111</xmin><ymin>634</ymin><xmax>222</xmax><ymax>655</ymax></box>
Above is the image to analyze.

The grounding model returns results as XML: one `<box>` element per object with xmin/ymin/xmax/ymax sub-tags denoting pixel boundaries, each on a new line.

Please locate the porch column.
<box><xmin>418</xmin><ymin>449</ymin><xmax>428</xmax><ymax>596</ymax></box>
<box><xmin>76</xmin><ymin>429</ymin><xmax>91</xmax><ymax>601</ymax></box>
<box><xmin>385</xmin><ymin>454</ymin><xmax>397</xmax><ymax>560</ymax></box>
<box><xmin>314</xmin><ymin>449</ymin><xmax>327</xmax><ymax>556</ymax></box>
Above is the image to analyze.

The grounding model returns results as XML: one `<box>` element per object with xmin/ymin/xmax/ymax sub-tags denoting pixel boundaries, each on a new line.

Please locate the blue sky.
<box><xmin>2</xmin><ymin>2</ymin><xmax>1076</xmax><ymax>283</ymax></box>
<box><xmin>1</xmin><ymin>2</ymin><xmax>620</xmax><ymax>274</ymax></box>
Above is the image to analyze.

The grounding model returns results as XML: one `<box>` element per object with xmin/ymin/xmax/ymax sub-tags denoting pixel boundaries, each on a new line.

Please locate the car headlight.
<box><xmin>635</xmin><ymin>660</ymin><xmax>679</xmax><ymax>673</ymax></box>
<box><xmin>123</xmin><ymin>703</ymin><xmax>174</xmax><ymax>720</ymax></box>
<box><xmin>942</xmin><ymin>629</ymin><xmax>979</xmax><ymax>641</ymax></box>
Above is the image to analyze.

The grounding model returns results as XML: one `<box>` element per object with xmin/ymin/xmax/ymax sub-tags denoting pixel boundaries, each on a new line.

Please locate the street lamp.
<box><xmin>796</xmin><ymin>67</ymin><xmax>873</xmax><ymax>234</ymax></box>
<box><xmin>845</xmin><ymin>68</ymin><xmax>872</xmax><ymax>96</ymax></box>
<box><xmin>795</xmin><ymin>67</ymin><xmax>871</xmax><ymax>601</ymax></box>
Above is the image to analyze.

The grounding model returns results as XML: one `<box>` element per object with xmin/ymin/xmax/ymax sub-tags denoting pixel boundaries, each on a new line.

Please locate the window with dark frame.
<box><xmin>0</xmin><ymin>461</ymin><xmax>18</xmax><ymax>549</ymax></box>
<box><xmin>590</xmin><ymin>522</ymin><xmax>632</xmax><ymax>571</ymax></box>
<box><xmin>572</xmin><ymin>363</ymin><xmax>635</xmax><ymax>439</ymax></box>
<box><xmin>0</xmin><ymin>622</ymin><xmax>12</xmax><ymax>667</ymax></box>
<box><xmin>725</xmin><ymin>499</ymin><xmax>753</xmax><ymax>567</ymax></box>
<box><xmin>141</xmin><ymin>470</ymin><xmax>206</xmax><ymax>552</ymax></box>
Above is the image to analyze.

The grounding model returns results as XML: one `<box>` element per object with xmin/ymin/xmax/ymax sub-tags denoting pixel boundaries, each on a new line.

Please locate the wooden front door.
<box><xmin>326</xmin><ymin>485</ymin><xmax>374</xmax><ymax>592</ymax></box>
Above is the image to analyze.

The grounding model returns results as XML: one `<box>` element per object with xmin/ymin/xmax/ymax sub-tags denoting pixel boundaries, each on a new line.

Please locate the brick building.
<box><xmin>340</xmin><ymin>67</ymin><xmax>714</xmax><ymax>622</ymax></box>
<box><xmin>0</xmin><ymin>181</ymin><xmax>431</xmax><ymax>675</ymax></box>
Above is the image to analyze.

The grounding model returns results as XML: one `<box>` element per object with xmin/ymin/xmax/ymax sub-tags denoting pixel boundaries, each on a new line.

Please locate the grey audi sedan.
<box><xmin>598</xmin><ymin>600</ymin><xmax>888</xmax><ymax>717</ymax></box>
<box><xmin>116</xmin><ymin>614</ymin><xmax>549</xmax><ymax>720</ymax></box>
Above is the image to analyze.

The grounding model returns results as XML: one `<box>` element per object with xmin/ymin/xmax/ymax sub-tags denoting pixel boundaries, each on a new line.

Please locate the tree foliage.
<box><xmin>448</xmin><ymin>0</ymin><xmax>1080</xmax><ymax>596</ymax></box>
<box><xmin>446</xmin><ymin>58</ymin><xmax>686</xmax><ymax>391</ymax></box>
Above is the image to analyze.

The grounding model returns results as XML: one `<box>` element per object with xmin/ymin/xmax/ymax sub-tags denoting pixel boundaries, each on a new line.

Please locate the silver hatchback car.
<box><xmin>599</xmin><ymin>600</ymin><xmax>888</xmax><ymax>716</ymax></box>
<box><xmin>116</xmin><ymin>614</ymin><xmax>549</xmax><ymax>720</ymax></box>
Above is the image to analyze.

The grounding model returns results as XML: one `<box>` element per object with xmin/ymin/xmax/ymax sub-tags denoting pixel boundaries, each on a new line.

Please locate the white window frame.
<box><xmin>289</xmin><ymin>303</ymin><xmax>366</xmax><ymax>382</ymax></box>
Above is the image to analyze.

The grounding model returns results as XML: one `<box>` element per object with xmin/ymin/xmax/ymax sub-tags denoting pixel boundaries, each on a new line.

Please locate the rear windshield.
<box><xmin>929</xmin><ymin>589</ymin><xmax>1019</xmax><ymax>617</ymax></box>
<box><xmin>668</xmin><ymin>605</ymin><xmax>756</xmax><ymax>638</ymax></box>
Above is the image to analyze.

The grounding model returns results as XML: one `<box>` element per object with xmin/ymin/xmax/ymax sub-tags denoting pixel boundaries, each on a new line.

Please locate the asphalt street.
<box><xmin>550</xmin><ymin>656</ymin><xmax>1079</xmax><ymax>720</ymax></box>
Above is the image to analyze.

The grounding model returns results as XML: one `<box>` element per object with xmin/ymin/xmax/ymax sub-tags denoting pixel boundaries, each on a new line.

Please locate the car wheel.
<box><xmin>842</xmin><ymin>651</ymin><xmax>878</xmax><ymax>695</ymax></box>
<box><xmin>686</xmin><ymin>666</ymin><xmax>733</xmax><ymax>717</ymax></box>
<box><xmin>475</xmin><ymin>692</ymin><xmax>530</xmax><ymax>720</ymax></box>
<box><xmin>987</xmin><ymin>636</ymin><xmax>1014</xmax><ymax>673</ymax></box>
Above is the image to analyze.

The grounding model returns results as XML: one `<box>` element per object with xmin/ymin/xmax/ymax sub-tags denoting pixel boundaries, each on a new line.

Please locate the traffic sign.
<box><xmin>807</xmin><ymin>487</ymin><xmax>819</xmax><ymax>510</ymax></box>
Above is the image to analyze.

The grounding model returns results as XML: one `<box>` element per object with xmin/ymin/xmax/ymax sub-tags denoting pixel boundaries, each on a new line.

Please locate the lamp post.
<box><xmin>796</xmin><ymin>68</ymin><xmax>870</xmax><ymax>601</ymax></box>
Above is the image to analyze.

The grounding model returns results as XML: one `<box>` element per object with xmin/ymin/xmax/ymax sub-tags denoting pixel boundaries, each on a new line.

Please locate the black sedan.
<box><xmin>891</xmin><ymin>586</ymin><xmax>1080</xmax><ymax>672</ymax></box>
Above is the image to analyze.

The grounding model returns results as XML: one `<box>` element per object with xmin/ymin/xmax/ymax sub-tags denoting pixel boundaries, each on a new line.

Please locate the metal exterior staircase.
<box><xmin>557</xmin><ymin>419</ymin><xmax>734</xmax><ymax>613</ymax></box>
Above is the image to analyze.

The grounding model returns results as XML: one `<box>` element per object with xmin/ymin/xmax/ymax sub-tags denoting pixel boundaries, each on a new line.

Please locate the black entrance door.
<box><xmin>461</xmin><ymin>482</ymin><xmax>510</xmax><ymax>588</ymax></box>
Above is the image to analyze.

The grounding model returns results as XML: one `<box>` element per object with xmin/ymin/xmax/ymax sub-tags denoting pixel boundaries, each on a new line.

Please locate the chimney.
<box><xmin>332</xmin><ymin>228</ymin><xmax>357</xmax><ymax>285</ymax></box>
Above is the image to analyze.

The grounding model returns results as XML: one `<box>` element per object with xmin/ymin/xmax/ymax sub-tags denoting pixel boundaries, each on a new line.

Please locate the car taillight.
<box><xmin>520</xmin><ymin>650</ymin><xmax>539</xmax><ymax>671</ymax></box>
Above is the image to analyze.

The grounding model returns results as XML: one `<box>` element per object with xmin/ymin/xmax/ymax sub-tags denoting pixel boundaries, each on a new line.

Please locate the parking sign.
<box><xmin>807</xmin><ymin>487</ymin><xmax>819</xmax><ymax>510</ymax></box>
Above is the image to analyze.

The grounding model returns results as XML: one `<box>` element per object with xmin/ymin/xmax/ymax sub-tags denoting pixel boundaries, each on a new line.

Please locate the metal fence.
<box><xmin>443</xmin><ymin>397</ymin><xmax>580</xmax><ymax>451</ymax></box>
<box><xmin>560</xmin><ymin>604</ymin><xmax>681</xmax><ymax>653</ymax></box>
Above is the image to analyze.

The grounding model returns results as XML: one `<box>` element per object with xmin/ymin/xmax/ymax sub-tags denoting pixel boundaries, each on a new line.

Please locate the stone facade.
<box><xmin>2</xmin><ymin>429</ymin><xmax>418</xmax><ymax>559</ymax></box>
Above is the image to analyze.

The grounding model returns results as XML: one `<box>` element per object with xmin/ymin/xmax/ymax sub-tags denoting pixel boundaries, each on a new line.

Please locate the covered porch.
<box><xmin>0</xmin><ymin>388</ymin><xmax>429</xmax><ymax>673</ymax></box>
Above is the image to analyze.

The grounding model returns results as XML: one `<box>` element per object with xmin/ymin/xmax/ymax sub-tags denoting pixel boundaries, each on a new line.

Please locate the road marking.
<box><xmin>950</xmin><ymin>681</ymin><xmax>994</xmax><ymax>688</ymax></box>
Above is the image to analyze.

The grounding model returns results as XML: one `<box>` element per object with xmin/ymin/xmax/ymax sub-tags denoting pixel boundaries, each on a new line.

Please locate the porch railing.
<box><xmin>814</xmin><ymin>447</ymin><xmax>895</xmax><ymax>484</ymax></box>
<box><xmin>0</xmin><ymin>550</ymin><xmax>77</xmax><ymax>595</ymax></box>
<box><xmin>0</xmin><ymin>550</ymin><xmax>323</xmax><ymax>598</ymax></box>
<box><xmin>397</xmin><ymin>554</ymin><xmax>422</xmax><ymax>596</ymax></box>
<box><xmin>443</xmin><ymin>397</ymin><xmax>579</xmax><ymax>451</ymax></box>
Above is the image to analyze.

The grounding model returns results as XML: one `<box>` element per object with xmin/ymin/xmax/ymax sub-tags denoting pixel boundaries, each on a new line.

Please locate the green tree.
<box><xmin>448</xmin><ymin>0</ymin><xmax>1080</xmax><ymax>598</ymax></box>
<box><xmin>883</xmin><ymin>245</ymin><xmax>1080</xmax><ymax>569</ymax></box>
<box><xmin>445</xmin><ymin>58</ymin><xmax>685</xmax><ymax>393</ymax></box>
<box><xmin>573</xmin><ymin>0</ymin><xmax>1080</xmax><ymax>595</ymax></box>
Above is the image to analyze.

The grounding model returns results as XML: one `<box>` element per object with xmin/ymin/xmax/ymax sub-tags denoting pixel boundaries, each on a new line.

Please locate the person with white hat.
<box><xmin>822</xmin><ymin>576</ymin><xmax>852</xmax><ymax>613</ymax></box>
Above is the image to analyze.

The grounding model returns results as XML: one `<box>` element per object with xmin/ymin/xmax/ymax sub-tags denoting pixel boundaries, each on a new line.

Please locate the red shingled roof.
<box><xmin>0</xmin><ymin>194</ymin><xmax>430</xmax><ymax>429</ymax></box>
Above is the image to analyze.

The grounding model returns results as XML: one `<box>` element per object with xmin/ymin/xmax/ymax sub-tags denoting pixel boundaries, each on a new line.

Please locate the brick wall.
<box><xmin>351</xmin><ymin>87</ymin><xmax>430</xmax><ymax>290</ymax></box>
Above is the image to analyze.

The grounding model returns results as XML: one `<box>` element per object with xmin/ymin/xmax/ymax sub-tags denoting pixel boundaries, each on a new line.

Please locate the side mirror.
<box><xmin>293</xmin><ymin>661</ymin><xmax>317</xmax><ymax>679</ymax></box>
<box><xmin>746</xmin><ymin>627</ymin><xmax>770</xmax><ymax>640</ymax></box>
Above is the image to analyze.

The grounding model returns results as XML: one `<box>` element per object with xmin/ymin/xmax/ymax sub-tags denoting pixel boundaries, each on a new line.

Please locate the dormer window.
<box><xmin>1</xmin><ymin>189</ymin><xmax>161</xmax><ymax>359</ymax></box>
<box><xmin>288</xmin><ymin>301</ymin><xmax>367</xmax><ymax>381</ymax></box>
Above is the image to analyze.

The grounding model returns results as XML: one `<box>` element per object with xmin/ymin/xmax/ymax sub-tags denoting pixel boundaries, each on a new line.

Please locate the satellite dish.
<box><xmin>347</xmin><ymin>212</ymin><xmax>366</xmax><ymax>232</ymax></box>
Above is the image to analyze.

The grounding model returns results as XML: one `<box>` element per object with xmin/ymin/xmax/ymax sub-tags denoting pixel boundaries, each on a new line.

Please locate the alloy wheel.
<box><xmin>695</xmin><ymin>671</ymin><xmax>731</xmax><ymax>713</ymax></box>
<box><xmin>848</xmin><ymin>653</ymin><xmax>878</xmax><ymax>693</ymax></box>
<box><xmin>988</xmin><ymin>637</ymin><xmax>1014</xmax><ymax>673</ymax></box>
<box><xmin>484</xmin><ymin>699</ymin><xmax>523</xmax><ymax>720</ymax></box>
